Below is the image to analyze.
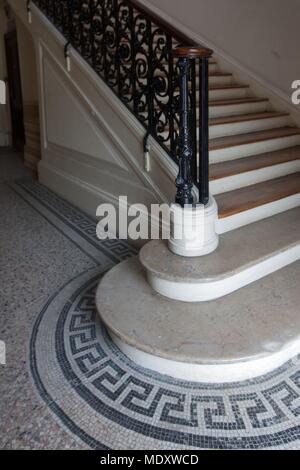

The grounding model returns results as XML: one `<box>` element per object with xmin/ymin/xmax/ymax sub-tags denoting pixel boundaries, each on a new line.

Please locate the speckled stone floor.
<box><xmin>0</xmin><ymin>150</ymin><xmax>101</xmax><ymax>449</ymax></box>
<box><xmin>1</xmin><ymin>149</ymin><xmax>300</xmax><ymax>450</ymax></box>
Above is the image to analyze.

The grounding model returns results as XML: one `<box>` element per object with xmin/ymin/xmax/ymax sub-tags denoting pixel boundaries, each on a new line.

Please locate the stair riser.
<box><xmin>211</xmin><ymin>159</ymin><xmax>300</xmax><ymax>195</ymax></box>
<box><xmin>209</xmin><ymin>88</ymin><xmax>248</xmax><ymax>101</ymax></box>
<box><xmin>207</xmin><ymin>63</ymin><xmax>218</xmax><ymax>74</ymax></box>
<box><xmin>209</xmin><ymin>101</ymin><xmax>269</xmax><ymax>118</ymax></box>
<box><xmin>216</xmin><ymin>193</ymin><xmax>300</xmax><ymax>234</ymax></box>
<box><xmin>152</xmin><ymin>62</ymin><xmax>218</xmax><ymax>76</ymax></box>
<box><xmin>161</xmin><ymin>116</ymin><xmax>289</xmax><ymax>142</ymax></box>
<box><xmin>209</xmin><ymin>75</ymin><xmax>233</xmax><ymax>87</ymax></box>
<box><xmin>111</xmin><ymin>326</ymin><xmax>300</xmax><ymax>383</ymax></box>
<box><xmin>147</xmin><ymin>244</ymin><xmax>300</xmax><ymax>303</ymax></box>
<box><xmin>210</xmin><ymin>116</ymin><xmax>291</xmax><ymax>139</ymax></box>
<box><xmin>210</xmin><ymin>134</ymin><xmax>300</xmax><ymax>163</ymax></box>
<box><xmin>150</xmin><ymin>87</ymin><xmax>248</xmax><ymax>105</ymax></box>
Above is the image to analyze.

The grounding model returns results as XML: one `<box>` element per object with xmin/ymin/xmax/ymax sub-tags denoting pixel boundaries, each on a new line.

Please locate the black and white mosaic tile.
<box><xmin>30</xmin><ymin>268</ymin><xmax>300</xmax><ymax>450</ymax></box>
<box><xmin>10</xmin><ymin>178</ymin><xmax>300</xmax><ymax>450</ymax></box>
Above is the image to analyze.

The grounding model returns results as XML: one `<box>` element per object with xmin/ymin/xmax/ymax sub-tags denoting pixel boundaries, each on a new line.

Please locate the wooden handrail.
<box><xmin>126</xmin><ymin>0</ymin><xmax>212</xmax><ymax>56</ymax></box>
<box><xmin>174</xmin><ymin>46</ymin><xmax>213</xmax><ymax>58</ymax></box>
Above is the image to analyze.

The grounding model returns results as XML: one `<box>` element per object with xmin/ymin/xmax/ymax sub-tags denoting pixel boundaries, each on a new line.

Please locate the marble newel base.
<box><xmin>168</xmin><ymin>199</ymin><xmax>219</xmax><ymax>258</ymax></box>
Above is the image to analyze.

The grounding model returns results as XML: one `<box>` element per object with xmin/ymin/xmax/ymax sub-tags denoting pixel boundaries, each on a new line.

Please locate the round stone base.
<box><xmin>168</xmin><ymin>199</ymin><xmax>219</xmax><ymax>257</ymax></box>
<box><xmin>96</xmin><ymin>257</ymin><xmax>300</xmax><ymax>383</ymax></box>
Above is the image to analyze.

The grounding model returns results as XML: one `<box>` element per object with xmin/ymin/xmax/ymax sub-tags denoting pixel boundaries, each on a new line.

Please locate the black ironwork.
<box><xmin>175</xmin><ymin>57</ymin><xmax>193</xmax><ymax>206</ymax></box>
<box><xmin>198</xmin><ymin>56</ymin><xmax>210</xmax><ymax>206</ymax></box>
<box><xmin>32</xmin><ymin>0</ymin><xmax>213</xmax><ymax>206</ymax></box>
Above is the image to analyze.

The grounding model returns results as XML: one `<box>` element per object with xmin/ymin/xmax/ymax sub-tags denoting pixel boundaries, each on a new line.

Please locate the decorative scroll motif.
<box><xmin>175</xmin><ymin>57</ymin><xmax>194</xmax><ymax>206</ymax></box>
<box><xmin>33</xmin><ymin>1</ymin><xmax>181</xmax><ymax>155</ymax></box>
<box><xmin>32</xmin><ymin>0</ymin><xmax>211</xmax><ymax>204</ymax></box>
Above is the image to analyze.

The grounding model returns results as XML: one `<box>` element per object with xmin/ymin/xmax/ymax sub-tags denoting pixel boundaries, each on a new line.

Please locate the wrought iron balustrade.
<box><xmin>31</xmin><ymin>0</ymin><xmax>213</xmax><ymax>206</ymax></box>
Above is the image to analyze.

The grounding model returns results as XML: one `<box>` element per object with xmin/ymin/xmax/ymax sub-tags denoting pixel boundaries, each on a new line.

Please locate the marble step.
<box><xmin>96</xmin><ymin>247</ymin><xmax>300</xmax><ymax>383</ymax></box>
<box><xmin>209</xmin><ymin>127</ymin><xmax>300</xmax><ymax>163</ymax></box>
<box><xmin>150</xmin><ymin>86</ymin><xmax>251</xmax><ymax>120</ymax></box>
<box><xmin>142</xmin><ymin>97</ymin><xmax>270</xmax><ymax>123</ymax></box>
<box><xmin>162</xmin><ymin>111</ymin><xmax>290</xmax><ymax>141</ymax></box>
<box><xmin>209</xmin><ymin>84</ymin><xmax>249</xmax><ymax>101</ymax></box>
<box><xmin>209</xmin><ymin>72</ymin><xmax>233</xmax><ymax>87</ymax></box>
<box><xmin>209</xmin><ymin>111</ymin><xmax>290</xmax><ymax>139</ymax></box>
<box><xmin>209</xmin><ymin>97</ymin><xmax>270</xmax><ymax>118</ymax></box>
<box><xmin>140</xmin><ymin>207</ymin><xmax>300</xmax><ymax>303</ymax></box>
<box><xmin>140</xmin><ymin>57</ymin><xmax>219</xmax><ymax>73</ymax></box>
<box><xmin>215</xmin><ymin>172</ymin><xmax>300</xmax><ymax>233</ymax></box>
<box><xmin>128</xmin><ymin>85</ymin><xmax>249</xmax><ymax>110</ymax></box>
<box><xmin>210</xmin><ymin>146</ymin><xmax>300</xmax><ymax>194</ymax></box>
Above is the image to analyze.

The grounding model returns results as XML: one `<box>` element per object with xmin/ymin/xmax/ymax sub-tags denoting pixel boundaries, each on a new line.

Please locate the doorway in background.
<box><xmin>5</xmin><ymin>29</ymin><xmax>25</xmax><ymax>151</ymax></box>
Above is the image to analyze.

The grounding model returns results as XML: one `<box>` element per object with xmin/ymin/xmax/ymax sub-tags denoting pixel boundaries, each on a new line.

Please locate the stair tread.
<box><xmin>210</xmin><ymin>127</ymin><xmax>300</xmax><ymax>151</ymax></box>
<box><xmin>100</xmin><ymin>247</ymin><xmax>300</xmax><ymax>366</ymax></box>
<box><xmin>164</xmin><ymin>111</ymin><xmax>286</xmax><ymax>132</ymax></box>
<box><xmin>210</xmin><ymin>97</ymin><xmax>269</xmax><ymax>107</ymax></box>
<box><xmin>216</xmin><ymin>172</ymin><xmax>300</xmax><ymax>218</ymax></box>
<box><xmin>155</xmin><ymin>97</ymin><xmax>268</xmax><ymax>113</ymax></box>
<box><xmin>209</xmin><ymin>84</ymin><xmax>249</xmax><ymax>91</ymax></box>
<box><xmin>209</xmin><ymin>72</ymin><xmax>232</xmax><ymax>77</ymax></box>
<box><xmin>140</xmin><ymin>208</ymin><xmax>300</xmax><ymax>281</ymax></box>
<box><xmin>210</xmin><ymin>146</ymin><xmax>300</xmax><ymax>180</ymax></box>
<box><xmin>210</xmin><ymin>111</ymin><xmax>289</xmax><ymax>126</ymax></box>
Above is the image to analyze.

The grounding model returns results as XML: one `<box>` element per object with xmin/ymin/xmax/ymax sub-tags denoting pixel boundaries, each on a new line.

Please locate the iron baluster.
<box><xmin>147</xmin><ymin>18</ymin><xmax>154</xmax><ymax>136</ymax></box>
<box><xmin>174</xmin><ymin>56</ymin><xmax>194</xmax><ymax>207</ymax></box>
<box><xmin>198</xmin><ymin>56</ymin><xmax>210</xmax><ymax>205</ymax></box>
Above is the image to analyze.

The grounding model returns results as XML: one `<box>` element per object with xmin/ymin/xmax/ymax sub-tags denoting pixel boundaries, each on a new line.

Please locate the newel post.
<box><xmin>174</xmin><ymin>54</ymin><xmax>194</xmax><ymax>207</ymax></box>
<box><xmin>169</xmin><ymin>46</ymin><xmax>219</xmax><ymax>258</ymax></box>
<box><xmin>174</xmin><ymin>46</ymin><xmax>213</xmax><ymax>206</ymax></box>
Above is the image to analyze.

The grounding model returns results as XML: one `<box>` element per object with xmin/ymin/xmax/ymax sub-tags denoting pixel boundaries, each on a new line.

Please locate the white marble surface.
<box><xmin>97</xmin><ymin>257</ymin><xmax>300</xmax><ymax>365</ymax></box>
<box><xmin>140</xmin><ymin>207</ymin><xmax>300</xmax><ymax>283</ymax></box>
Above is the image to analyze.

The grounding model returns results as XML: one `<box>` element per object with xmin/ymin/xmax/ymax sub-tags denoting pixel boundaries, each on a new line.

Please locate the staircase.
<box><xmin>165</xmin><ymin>39</ymin><xmax>300</xmax><ymax>233</ymax></box>
<box><xmin>29</xmin><ymin>1</ymin><xmax>300</xmax><ymax>234</ymax></box>
<box><xmin>26</xmin><ymin>0</ymin><xmax>300</xmax><ymax>383</ymax></box>
<box><xmin>209</xmin><ymin>80</ymin><xmax>300</xmax><ymax>232</ymax></box>
<box><xmin>146</xmin><ymin>34</ymin><xmax>300</xmax><ymax>232</ymax></box>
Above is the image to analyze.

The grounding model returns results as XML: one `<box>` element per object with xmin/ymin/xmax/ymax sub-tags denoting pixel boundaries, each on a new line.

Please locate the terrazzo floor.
<box><xmin>0</xmin><ymin>150</ymin><xmax>103</xmax><ymax>449</ymax></box>
<box><xmin>1</xmin><ymin>149</ymin><xmax>300</xmax><ymax>450</ymax></box>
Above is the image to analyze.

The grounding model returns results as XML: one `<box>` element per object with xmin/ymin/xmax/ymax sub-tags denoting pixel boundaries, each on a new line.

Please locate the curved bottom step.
<box><xmin>140</xmin><ymin>207</ymin><xmax>300</xmax><ymax>302</ymax></box>
<box><xmin>96</xmin><ymin>257</ymin><xmax>300</xmax><ymax>384</ymax></box>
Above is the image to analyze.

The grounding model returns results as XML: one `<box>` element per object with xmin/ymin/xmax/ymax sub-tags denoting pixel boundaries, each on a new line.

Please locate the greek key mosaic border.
<box><xmin>13</xmin><ymin>179</ymin><xmax>138</xmax><ymax>263</ymax></box>
<box><xmin>31</xmin><ymin>270</ymin><xmax>300</xmax><ymax>449</ymax></box>
<box><xmin>18</xmin><ymin>177</ymin><xmax>300</xmax><ymax>449</ymax></box>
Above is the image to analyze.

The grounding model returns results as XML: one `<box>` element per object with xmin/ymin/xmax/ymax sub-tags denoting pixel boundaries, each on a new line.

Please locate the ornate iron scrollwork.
<box><xmin>32</xmin><ymin>0</ymin><xmax>212</xmax><ymax>206</ymax></box>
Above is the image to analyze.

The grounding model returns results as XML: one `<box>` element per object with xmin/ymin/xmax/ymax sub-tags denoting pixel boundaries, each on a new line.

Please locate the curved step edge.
<box><xmin>110</xmin><ymin>331</ymin><xmax>300</xmax><ymax>384</ymax></box>
<box><xmin>96</xmin><ymin>257</ymin><xmax>300</xmax><ymax>383</ymax></box>
<box><xmin>142</xmin><ymin>243</ymin><xmax>300</xmax><ymax>302</ymax></box>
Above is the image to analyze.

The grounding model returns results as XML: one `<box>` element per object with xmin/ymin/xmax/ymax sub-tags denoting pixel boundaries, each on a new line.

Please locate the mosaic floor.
<box><xmin>1</xmin><ymin>150</ymin><xmax>300</xmax><ymax>450</ymax></box>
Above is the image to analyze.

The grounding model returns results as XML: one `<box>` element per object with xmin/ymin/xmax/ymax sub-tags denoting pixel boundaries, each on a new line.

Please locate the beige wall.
<box><xmin>143</xmin><ymin>0</ymin><xmax>300</xmax><ymax>100</ymax></box>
